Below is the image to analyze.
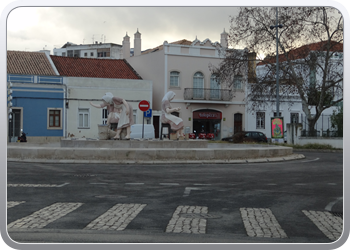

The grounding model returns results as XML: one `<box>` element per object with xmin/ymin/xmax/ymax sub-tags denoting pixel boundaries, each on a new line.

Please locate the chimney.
<box><xmin>220</xmin><ymin>29</ymin><xmax>228</xmax><ymax>48</ymax></box>
<box><xmin>134</xmin><ymin>29</ymin><xmax>141</xmax><ymax>56</ymax></box>
<box><xmin>123</xmin><ymin>32</ymin><xmax>130</xmax><ymax>59</ymax></box>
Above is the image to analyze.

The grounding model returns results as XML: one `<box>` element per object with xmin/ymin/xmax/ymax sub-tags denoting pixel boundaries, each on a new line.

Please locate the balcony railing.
<box><xmin>184</xmin><ymin>88</ymin><xmax>233</xmax><ymax>101</ymax></box>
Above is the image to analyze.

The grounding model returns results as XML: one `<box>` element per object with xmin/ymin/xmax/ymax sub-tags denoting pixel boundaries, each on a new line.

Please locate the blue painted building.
<box><xmin>7</xmin><ymin>51</ymin><xmax>65</xmax><ymax>143</ymax></box>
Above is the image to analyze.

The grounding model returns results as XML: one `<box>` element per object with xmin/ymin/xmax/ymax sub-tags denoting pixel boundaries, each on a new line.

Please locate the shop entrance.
<box><xmin>193</xmin><ymin>109</ymin><xmax>222</xmax><ymax>140</ymax></box>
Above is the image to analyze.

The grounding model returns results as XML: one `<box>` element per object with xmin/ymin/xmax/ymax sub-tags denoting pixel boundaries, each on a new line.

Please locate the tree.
<box><xmin>331</xmin><ymin>105</ymin><xmax>343</xmax><ymax>137</ymax></box>
<box><xmin>211</xmin><ymin>7</ymin><xmax>343</xmax><ymax>134</ymax></box>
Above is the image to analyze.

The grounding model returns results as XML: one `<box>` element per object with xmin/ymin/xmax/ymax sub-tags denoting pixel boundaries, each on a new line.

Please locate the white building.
<box><xmin>53</xmin><ymin>41</ymin><xmax>124</xmax><ymax>59</ymax></box>
<box><xmin>50</xmin><ymin>55</ymin><xmax>152</xmax><ymax>139</ymax></box>
<box><xmin>245</xmin><ymin>41</ymin><xmax>343</xmax><ymax>139</ymax></box>
<box><xmin>125</xmin><ymin>29</ymin><xmax>248</xmax><ymax>139</ymax></box>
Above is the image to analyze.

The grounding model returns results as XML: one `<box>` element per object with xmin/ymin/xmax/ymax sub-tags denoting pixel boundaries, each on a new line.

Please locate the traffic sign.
<box><xmin>138</xmin><ymin>100</ymin><xmax>150</xmax><ymax>112</ymax></box>
<box><xmin>144</xmin><ymin>109</ymin><xmax>152</xmax><ymax>118</ymax></box>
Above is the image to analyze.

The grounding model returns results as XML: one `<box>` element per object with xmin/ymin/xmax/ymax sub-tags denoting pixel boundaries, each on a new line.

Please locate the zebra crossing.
<box><xmin>7</xmin><ymin>201</ymin><xmax>343</xmax><ymax>241</ymax></box>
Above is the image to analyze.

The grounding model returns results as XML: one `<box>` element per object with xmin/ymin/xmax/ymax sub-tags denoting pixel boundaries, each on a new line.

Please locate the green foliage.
<box><xmin>331</xmin><ymin>106</ymin><xmax>343</xmax><ymax>137</ymax></box>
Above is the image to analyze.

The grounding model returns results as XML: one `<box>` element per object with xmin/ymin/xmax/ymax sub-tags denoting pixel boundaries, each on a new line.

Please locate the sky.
<box><xmin>6</xmin><ymin>6</ymin><xmax>241</xmax><ymax>53</ymax></box>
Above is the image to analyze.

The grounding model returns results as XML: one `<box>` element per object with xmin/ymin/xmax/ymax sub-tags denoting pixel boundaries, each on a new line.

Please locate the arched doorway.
<box><xmin>193</xmin><ymin>109</ymin><xmax>222</xmax><ymax>140</ymax></box>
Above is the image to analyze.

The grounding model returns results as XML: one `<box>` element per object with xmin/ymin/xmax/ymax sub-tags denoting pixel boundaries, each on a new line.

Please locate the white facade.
<box><xmin>64</xmin><ymin>77</ymin><xmax>152</xmax><ymax>139</ymax></box>
<box><xmin>126</xmin><ymin>30</ymin><xmax>247</xmax><ymax>139</ymax></box>
<box><xmin>53</xmin><ymin>42</ymin><xmax>123</xmax><ymax>59</ymax></box>
<box><xmin>245</xmin><ymin>51</ymin><xmax>343</xmax><ymax>139</ymax></box>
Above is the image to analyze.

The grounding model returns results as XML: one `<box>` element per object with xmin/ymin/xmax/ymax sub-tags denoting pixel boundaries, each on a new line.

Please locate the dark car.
<box><xmin>222</xmin><ymin>131</ymin><xmax>268</xmax><ymax>143</ymax></box>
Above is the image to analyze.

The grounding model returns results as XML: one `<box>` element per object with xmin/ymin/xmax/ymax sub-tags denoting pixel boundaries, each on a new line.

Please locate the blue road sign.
<box><xmin>144</xmin><ymin>109</ymin><xmax>152</xmax><ymax>117</ymax></box>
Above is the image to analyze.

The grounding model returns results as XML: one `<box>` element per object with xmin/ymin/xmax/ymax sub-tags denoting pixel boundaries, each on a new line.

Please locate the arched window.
<box><xmin>210</xmin><ymin>74</ymin><xmax>220</xmax><ymax>99</ymax></box>
<box><xmin>170</xmin><ymin>71</ymin><xmax>180</xmax><ymax>87</ymax></box>
<box><xmin>193</xmin><ymin>72</ymin><xmax>204</xmax><ymax>99</ymax></box>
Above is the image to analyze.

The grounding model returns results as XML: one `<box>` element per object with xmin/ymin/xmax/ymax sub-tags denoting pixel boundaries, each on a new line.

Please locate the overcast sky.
<box><xmin>7</xmin><ymin>7</ymin><xmax>241</xmax><ymax>53</ymax></box>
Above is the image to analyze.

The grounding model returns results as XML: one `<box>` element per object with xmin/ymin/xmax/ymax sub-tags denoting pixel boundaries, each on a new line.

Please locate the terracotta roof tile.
<box><xmin>257</xmin><ymin>41</ymin><xmax>343</xmax><ymax>66</ymax></box>
<box><xmin>7</xmin><ymin>51</ymin><xmax>57</xmax><ymax>76</ymax></box>
<box><xmin>50</xmin><ymin>56</ymin><xmax>142</xmax><ymax>79</ymax></box>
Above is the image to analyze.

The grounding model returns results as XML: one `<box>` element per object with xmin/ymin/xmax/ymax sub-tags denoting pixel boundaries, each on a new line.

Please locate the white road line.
<box><xmin>125</xmin><ymin>183</ymin><xmax>144</xmax><ymax>185</ymax></box>
<box><xmin>301</xmin><ymin>158</ymin><xmax>320</xmax><ymax>163</ymax></box>
<box><xmin>193</xmin><ymin>184</ymin><xmax>212</xmax><ymax>186</ymax></box>
<box><xmin>84</xmin><ymin>203</ymin><xmax>146</xmax><ymax>231</ymax></box>
<box><xmin>7</xmin><ymin>202</ymin><xmax>83</xmax><ymax>229</ymax></box>
<box><xmin>160</xmin><ymin>183</ymin><xmax>179</xmax><ymax>186</ymax></box>
<box><xmin>90</xmin><ymin>183</ymin><xmax>108</xmax><ymax>185</ymax></box>
<box><xmin>7</xmin><ymin>201</ymin><xmax>25</xmax><ymax>209</ymax></box>
<box><xmin>183</xmin><ymin>187</ymin><xmax>203</xmax><ymax>197</ymax></box>
<box><xmin>325</xmin><ymin>197</ymin><xmax>342</xmax><ymax>211</ymax></box>
<box><xmin>302</xmin><ymin>210</ymin><xmax>342</xmax><ymax>241</ymax></box>
<box><xmin>7</xmin><ymin>184</ymin><xmax>67</xmax><ymax>187</ymax></box>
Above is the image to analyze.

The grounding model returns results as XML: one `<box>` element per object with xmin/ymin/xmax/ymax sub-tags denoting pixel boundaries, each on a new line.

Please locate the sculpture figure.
<box><xmin>90</xmin><ymin>92</ymin><xmax>134</xmax><ymax>140</ymax></box>
<box><xmin>161</xmin><ymin>91</ymin><xmax>184</xmax><ymax>139</ymax></box>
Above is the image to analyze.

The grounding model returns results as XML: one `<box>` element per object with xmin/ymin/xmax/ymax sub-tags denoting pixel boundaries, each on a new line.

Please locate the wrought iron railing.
<box><xmin>184</xmin><ymin>88</ymin><xmax>233</xmax><ymax>101</ymax></box>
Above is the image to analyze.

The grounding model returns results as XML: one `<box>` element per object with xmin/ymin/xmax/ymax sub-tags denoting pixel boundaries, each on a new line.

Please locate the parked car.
<box><xmin>222</xmin><ymin>131</ymin><xmax>268</xmax><ymax>143</ymax></box>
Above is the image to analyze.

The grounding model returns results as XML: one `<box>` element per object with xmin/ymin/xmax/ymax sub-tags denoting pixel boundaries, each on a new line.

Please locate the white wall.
<box><xmin>66</xmin><ymin>77</ymin><xmax>152</xmax><ymax>139</ymax></box>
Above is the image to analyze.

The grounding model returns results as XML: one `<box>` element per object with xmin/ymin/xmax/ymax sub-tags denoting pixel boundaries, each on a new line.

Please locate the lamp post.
<box><xmin>270</xmin><ymin>7</ymin><xmax>283</xmax><ymax>117</ymax></box>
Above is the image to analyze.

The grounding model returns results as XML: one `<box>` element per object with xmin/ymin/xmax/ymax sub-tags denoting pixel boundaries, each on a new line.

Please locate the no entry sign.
<box><xmin>138</xmin><ymin>100</ymin><xmax>150</xmax><ymax>112</ymax></box>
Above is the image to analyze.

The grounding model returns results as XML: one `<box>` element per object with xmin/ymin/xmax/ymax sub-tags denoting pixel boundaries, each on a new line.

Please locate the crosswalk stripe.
<box><xmin>240</xmin><ymin>208</ymin><xmax>288</xmax><ymax>238</ymax></box>
<box><xmin>302</xmin><ymin>210</ymin><xmax>343</xmax><ymax>241</ymax></box>
<box><xmin>7</xmin><ymin>201</ymin><xmax>25</xmax><ymax>209</ymax></box>
<box><xmin>166</xmin><ymin>205</ymin><xmax>208</xmax><ymax>234</ymax></box>
<box><xmin>84</xmin><ymin>203</ymin><xmax>147</xmax><ymax>231</ymax></box>
<box><xmin>7</xmin><ymin>202</ymin><xmax>83</xmax><ymax>229</ymax></box>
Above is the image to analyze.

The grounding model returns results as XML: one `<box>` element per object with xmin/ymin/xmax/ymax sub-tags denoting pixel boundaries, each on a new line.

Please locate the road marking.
<box><xmin>7</xmin><ymin>183</ymin><xmax>69</xmax><ymax>187</ymax></box>
<box><xmin>7</xmin><ymin>201</ymin><xmax>25</xmax><ymax>209</ymax></box>
<box><xmin>7</xmin><ymin>202</ymin><xmax>83</xmax><ymax>229</ymax></box>
<box><xmin>90</xmin><ymin>183</ymin><xmax>108</xmax><ymax>185</ymax></box>
<box><xmin>302</xmin><ymin>210</ymin><xmax>342</xmax><ymax>241</ymax></box>
<box><xmin>183</xmin><ymin>187</ymin><xmax>203</xmax><ymax>197</ymax></box>
<box><xmin>240</xmin><ymin>208</ymin><xmax>287</xmax><ymax>238</ymax></box>
<box><xmin>166</xmin><ymin>205</ymin><xmax>208</xmax><ymax>234</ymax></box>
<box><xmin>301</xmin><ymin>158</ymin><xmax>320</xmax><ymax>163</ymax></box>
<box><xmin>84</xmin><ymin>203</ymin><xmax>146</xmax><ymax>231</ymax></box>
<box><xmin>125</xmin><ymin>183</ymin><xmax>144</xmax><ymax>185</ymax></box>
<box><xmin>159</xmin><ymin>183</ymin><xmax>179</xmax><ymax>186</ymax></box>
<box><xmin>325</xmin><ymin>197</ymin><xmax>342</xmax><ymax>211</ymax></box>
<box><xmin>193</xmin><ymin>184</ymin><xmax>212</xmax><ymax>186</ymax></box>
<box><xmin>294</xmin><ymin>183</ymin><xmax>307</xmax><ymax>186</ymax></box>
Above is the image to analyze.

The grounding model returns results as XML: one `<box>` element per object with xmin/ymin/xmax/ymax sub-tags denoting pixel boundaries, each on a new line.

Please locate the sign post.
<box><xmin>138</xmin><ymin>100</ymin><xmax>150</xmax><ymax>138</ymax></box>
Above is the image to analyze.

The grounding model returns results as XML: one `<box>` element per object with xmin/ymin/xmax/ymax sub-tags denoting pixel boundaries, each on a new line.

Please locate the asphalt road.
<box><xmin>5</xmin><ymin>151</ymin><xmax>344</xmax><ymax>246</ymax></box>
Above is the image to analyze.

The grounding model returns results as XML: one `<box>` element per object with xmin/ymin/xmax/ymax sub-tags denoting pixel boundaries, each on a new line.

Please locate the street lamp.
<box><xmin>270</xmin><ymin>7</ymin><xmax>283</xmax><ymax>117</ymax></box>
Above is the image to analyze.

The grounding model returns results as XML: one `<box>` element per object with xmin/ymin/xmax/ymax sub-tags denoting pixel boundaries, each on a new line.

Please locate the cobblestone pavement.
<box><xmin>302</xmin><ymin>210</ymin><xmax>343</xmax><ymax>241</ymax></box>
<box><xmin>7</xmin><ymin>201</ymin><xmax>343</xmax><ymax>242</ymax></box>
<box><xmin>7</xmin><ymin>202</ymin><xmax>83</xmax><ymax>229</ymax></box>
<box><xmin>165</xmin><ymin>205</ymin><xmax>208</xmax><ymax>234</ymax></box>
<box><xmin>84</xmin><ymin>203</ymin><xmax>147</xmax><ymax>231</ymax></box>
<box><xmin>240</xmin><ymin>207</ymin><xmax>288</xmax><ymax>238</ymax></box>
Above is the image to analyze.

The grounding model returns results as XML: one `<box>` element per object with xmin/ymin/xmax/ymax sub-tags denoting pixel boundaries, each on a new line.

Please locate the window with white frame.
<box><xmin>78</xmin><ymin>108</ymin><xmax>89</xmax><ymax>128</ymax></box>
<box><xmin>234</xmin><ymin>75</ymin><xmax>243</xmax><ymax>90</ymax></box>
<box><xmin>170</xmin><ymin>71</ymin><xmax>180</xmax><ymax>87</ymax></box>
<box><xmin>193</xmin><ymin>72</ymin><xmax>204</xmax><ymax>99</ymax></box>
<box><xmin>210</xmin><ymin>74</ymin><xmax>221</xmax><ymax>99</ymax></box>
<box><xmin>290</xmin><ymin>113</ymin><xmax>299</xmax><ymax>123</ymax></box>
<box><xmin>256</xmin><ymin>112</ymin><xmax>265</xmax><ymax>129</ymax></box>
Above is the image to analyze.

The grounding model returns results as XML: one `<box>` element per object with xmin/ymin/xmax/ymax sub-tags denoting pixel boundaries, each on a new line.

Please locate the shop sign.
<box><xmin>193</xmin><ymin>111</ymin><xmax>222</xmax><ymax>120</ymax></box>
<box><xmin>271</xmin><ymin>117</ymin><xmax>284</xmax><ymax>139</ymax></box>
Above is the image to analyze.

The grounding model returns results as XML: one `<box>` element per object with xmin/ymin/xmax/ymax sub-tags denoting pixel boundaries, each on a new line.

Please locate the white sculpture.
<box><xmin>90</xmin><ymin>92</ymin><xmax>134</xmax><ymax>140</ymax></box>
<box><xmin>161</xmin><ymin>91</ymin><xmax>184</xmax><ymax>139</ymax></box>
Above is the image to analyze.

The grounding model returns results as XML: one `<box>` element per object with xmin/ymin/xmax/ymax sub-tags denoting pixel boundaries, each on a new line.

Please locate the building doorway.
<box><xmin>8</xmin><ymin>109</ymin><xmax>21</xmax><ymax>142</ymax></box>
<box><xmin>193</xmin><ymin>109</ymin><xmax>222</xmax><ymax>140</ymax></box>
<box><xmin>234</xmin><ymin>113</ymin><xmax>242</xmax><ymax>134</ymax></box>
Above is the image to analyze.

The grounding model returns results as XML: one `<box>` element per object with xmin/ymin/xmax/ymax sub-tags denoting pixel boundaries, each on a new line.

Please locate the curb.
<box><xmin>7</xmin><ymin>154</ymin><xmax>305</xmax><ymax>165</ymax></box>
